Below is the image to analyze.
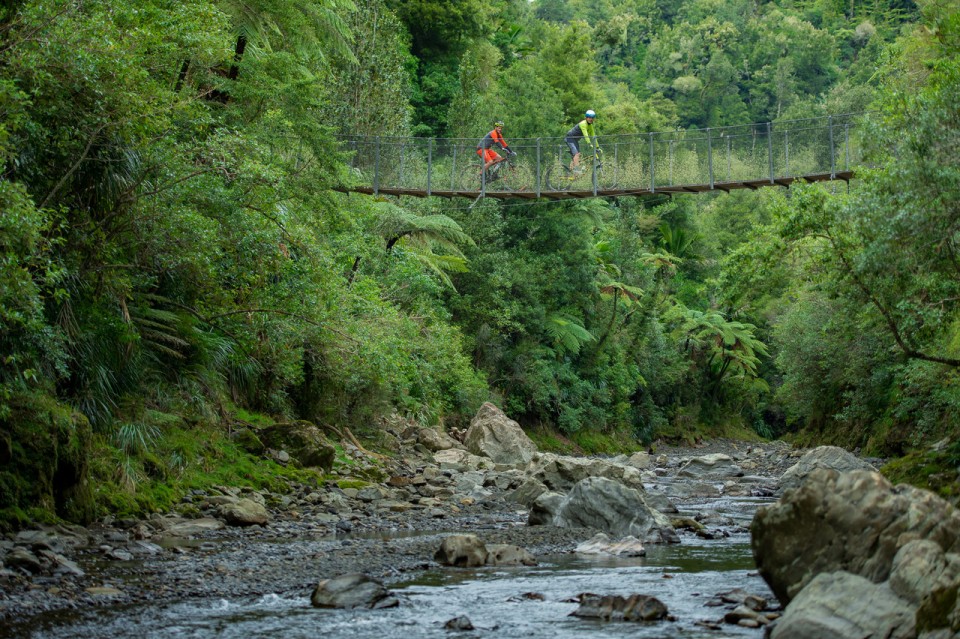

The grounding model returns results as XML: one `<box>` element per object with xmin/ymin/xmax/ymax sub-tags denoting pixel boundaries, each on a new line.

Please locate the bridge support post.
<box><xmin>450</xmin><ymin>145</ymin><xmax>457</xmax><ymax>190</ymax></box>
<box><xmin>592</xmin><ymin>145</ymin><xmax>598</xmax><ymax>196</ymax></box>
<box><xmin>726</xmin><ymin>135</ymin><xmax>732</xmax><ymax>182</ymax></box>
<box><xmin>649</xmin><ymin>132</ymin><xmax>655</xmax><ymax>193</ymax></box>
<box><xmin>668</xmin><ymin>140</ymin><xmax>673</xmax><ymax>186</ymax></box>
<box><xmin>844</xmin><ymin>123</ymin><xmax>850</xmax><ymax>171</ymax></box>
<box><xmin>829</xmin><ymin>115</ymin><xmax>836</xmax><ymax>179</ymax></box>
<box><xmin>481</xmin><ymin>152</ymin><xmax>486</xmax><ymax>198</ymax></box>
<box><xmin>374</xmin><ymin>136</ymin><xmax>381</xmax><ymax>196</ymax></box>
<box><xmin>767</xmin><ymin>122</ymin><xmax>774</xmax><ymax>184</ymax></box>
<box><xmin>536</xmin><ymin>138</ymin><xmax>542</xmax><ymax>198</ymax></box>
<box><xmin>785</xmin><ymin>130</ymin><xmax>790</xmax><ymax>178</ymax></box>
<box><xmin>427</xmin><ymin>138</ymin><xmax>433</xmax><ymax>196</ymax></box>
<box><xmin>707</xmin><ymin>128</ymin><xmax>713</xmax><ymax>189</ymax></box>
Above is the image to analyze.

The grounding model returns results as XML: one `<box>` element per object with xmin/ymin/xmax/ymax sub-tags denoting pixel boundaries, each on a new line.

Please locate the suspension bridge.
<box><xmin>334</xmin><ymin>113</ymin><xmax>862</xmax><ymax>200</ymax></box>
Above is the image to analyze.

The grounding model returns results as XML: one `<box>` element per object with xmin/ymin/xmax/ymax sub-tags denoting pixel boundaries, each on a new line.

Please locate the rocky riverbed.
<box><xmin>0</xmin><ymin>414</ymin><xmax>801</xmax><ymax>631</ymax></box>
<box><xmin>6</xmin><ymin>404</ymin><xmax>956</xmax><ymax>639</ymax></box>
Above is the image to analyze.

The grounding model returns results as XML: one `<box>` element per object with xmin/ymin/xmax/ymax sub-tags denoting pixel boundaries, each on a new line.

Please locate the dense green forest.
<box><xmin>1</xmin><ymin>0</ymin><xmax>958</xmax><ymax>526</ymax></box>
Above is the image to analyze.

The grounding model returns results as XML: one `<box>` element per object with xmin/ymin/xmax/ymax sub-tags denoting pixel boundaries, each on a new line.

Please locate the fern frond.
<box><xmin>546</xmin><ymin>314</ymin><xmax>595</xmax><ymax>354</ymax></box>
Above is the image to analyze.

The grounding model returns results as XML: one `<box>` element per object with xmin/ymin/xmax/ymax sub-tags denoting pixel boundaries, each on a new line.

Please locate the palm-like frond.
<box><xmin>666</xmin><ymin>304</ymin><xmax>769</xmax><ymax>378</ymax></box>
<box><xmin>376</xmin><ymin>201</ymin><xmax>475</xmax><ymax>251</ymax></box>
<box><xmin>374</xmin><ymin>201</ymin><xmax>475</xmax><ymax>288</ymax></box>
<box><xmin>640</xmin><ymin>251</ymin><xmax>681</xmax><ymax>275</ymax></box>
<box><xmin>599</xmin><ymin>281</ymin><xmax>644</xmax><ymax>303</ymax></box>
<box><xmin>658</xmin><ymin>222</ymin><xmax>700</xmax><ymax>259</ymax></box>
<box><xmin>221</xmin><ymin>0</ymin><xmax>357</xmax><ymax>65</ymax></box>
<box><xmin>408</xmin><ymin>252</ymin><xmax>469</xmax><ymax>289</ymax></box>
<box><xmin>594</xmin><ymin>240</ymin><xmax>622</xmax><ymax>278</ymax></box>
<box><xmin>131</xmin><ymin>306</ymin><xmax>191</xmax><ymax>361</ymax></box>
<box><xmin>546</xmin><ymin>314</ymin><xmax>595</xmax><ymax>355</ymax></box>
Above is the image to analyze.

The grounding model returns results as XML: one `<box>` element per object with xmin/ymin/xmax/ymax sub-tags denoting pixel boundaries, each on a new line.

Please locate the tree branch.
<box><xmin>820</xmin><ymin>231</ymin><xmax>960</xmax><ymax>367</ymax></box>
<box><xmin>39</xmin><ymin>124</ymin><xmax>105</xmax><ymax>209</ymax></box>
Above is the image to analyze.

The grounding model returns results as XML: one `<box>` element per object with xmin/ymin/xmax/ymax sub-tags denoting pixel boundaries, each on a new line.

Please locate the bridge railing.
<box><xmin>338</xmin><ymin>113</ymin><xmax>865</xmax><ymax>196</ymax></box>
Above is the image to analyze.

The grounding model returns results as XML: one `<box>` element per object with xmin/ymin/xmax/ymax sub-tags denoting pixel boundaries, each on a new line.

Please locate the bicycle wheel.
<box><xmin>488</xmin><ymin>161</ymin><xmax>530</xmax><ymax>192</ymax></box>
<box><xmin>484</xmin><ymin>162</ymin><xmax>510</xmax><ymax>191</ymax></box>
<box><xmin>457</xmin><ymin>164</ymin><xmax>483</xmax><ymax>191</ymax></box>
<box><xmin>545</xmin><ymin>162</ymin><xmax>576</xmax><ymax>191</ymax></box>
<box><xmin>597</xmin><ymin>164</ymin><xmax>618</xmax><ymax>190</ymax></box>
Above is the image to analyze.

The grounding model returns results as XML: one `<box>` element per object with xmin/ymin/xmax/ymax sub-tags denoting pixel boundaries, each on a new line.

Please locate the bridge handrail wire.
<box><xmin>336</xmin><ymin>112</ymin><xmax>871</xmax><ymax>197</ymax></box>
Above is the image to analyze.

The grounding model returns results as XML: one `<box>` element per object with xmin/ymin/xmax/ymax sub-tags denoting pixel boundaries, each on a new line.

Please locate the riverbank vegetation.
<box><xmin>1</xmin><ymin>0</ymin><xmax>957</xmax><ymax>527</ymax></box>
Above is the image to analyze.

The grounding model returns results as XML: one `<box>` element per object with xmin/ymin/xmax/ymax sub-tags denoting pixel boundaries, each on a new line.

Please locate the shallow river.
<box><xmin>4</xmin><ymin>492</ymin><xmax>774</xmax><ymax>639</ymax></box>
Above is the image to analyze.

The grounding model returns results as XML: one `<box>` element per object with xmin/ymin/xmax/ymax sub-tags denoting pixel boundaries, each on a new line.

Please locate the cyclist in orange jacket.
<box><xmin>477</xmin><ymin>120</ymin><xmax>516</xmax><ymax>174</ymax></box>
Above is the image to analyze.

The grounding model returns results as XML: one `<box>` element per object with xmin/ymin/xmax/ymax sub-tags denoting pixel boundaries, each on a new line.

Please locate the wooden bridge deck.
<box><xmin>333</xmin><ymin>171</ymin><xmax>853</xmax><ymax>200</ymax></box>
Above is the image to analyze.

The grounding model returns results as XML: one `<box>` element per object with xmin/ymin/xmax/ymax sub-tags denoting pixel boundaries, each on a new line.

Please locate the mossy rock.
<box><xmin>259</xmin><ymin>421</ymin><xmax>335</xmax><ymax>472</ymax></box>
<box><xmin>336</xmin><ymin>478</ymin><xmax>373</xmax><ymax>490</ymax></box>
<box><xmin>0</xmin><ymin>393</ymin><xmax>95</xmax><ymax>529</ymax></box>
<box><xmin>916</xmin><ymin>583</ymin><xmax>959</xmax><ymax>633</ymax></box>
<box><xmin>232</xmin><ymin>428</ymin><xmax>266</xmax><ymax>455</ymax></box>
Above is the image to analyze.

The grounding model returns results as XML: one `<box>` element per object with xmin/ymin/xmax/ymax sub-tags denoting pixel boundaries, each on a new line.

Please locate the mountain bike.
<box><xmin>545</xmin><ymin>148</ymin><xmax>617</xmax><ymax>192</ymax></box>
<box><xmin>457</xmin><ymin>152</ymin><xmax>529</xmax><ymax>192</ymax></box>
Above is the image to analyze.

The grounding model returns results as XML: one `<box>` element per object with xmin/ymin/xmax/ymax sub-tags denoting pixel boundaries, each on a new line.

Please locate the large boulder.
<box><xmin>310</xmin><ymin>573</ymin><xmax>398</xmax><ymax>609</ymax></box>
<box><xmin>433</xmin><ymin>534</ymin><xmax>536</xmax><ymax>567</ymax></box>
<box><xmin>432</xmin><ymin>448</ymin><xmax>494</xmax><ymax>471</ymax></box>
<box><xmin>751</xmin><ymin>468</ymin><xmax>960</xmax><ymax>604</ymax></box>
<box><xmin>220</xmin><ymin>498</ymin><xmax>270</xmax><ymax>527</ymax></box>
<box><xmin>435</xmin><ymin>534</ymin><xmax>488</xmax><ymax>567</ymax></box>
<box><xmin>414</xmin><ymin>427</ymin><xmax>462</xmax><ymax>452</ymax></box>
<box><xmin>778</xmin><ymin>446</ymin><xmax>875</xmax><ymax>494</ymax></box>
<box><xmin>889</xmin><ymin>540</ymin><xmax>960</xmax><ymax>607</ymax></box>
<box><xmin>535</xmin><ymin>476</ymin><xmax>679</xmax><ymax>544</ymax></box>
<box><xmin>570</xmin><ymin>593</ymin><xmax>669</xmax><ymax>622</ymax></box>
<box><xmin>464</xmin><ymin>403</ymin><xmax>537</xmax><ymax>465</ymax></box>
<box><xmin>259</xmin><ymin>421</ymin><xmax>336</xmax><ymax>472</ymax></box>
<box><xmin>770</xmin><ymin>571</ymin><xmax>916</xmax><ymax>639</ymax></box>
<box><xmin>677</xmin><ymin>453</ymin><xmax>742</xmax><ymax>480</ymax></box>
<box><xmin>526</xmin><ymin>453</ymin><xmax>646</xmax><ymax>493</ymax></box>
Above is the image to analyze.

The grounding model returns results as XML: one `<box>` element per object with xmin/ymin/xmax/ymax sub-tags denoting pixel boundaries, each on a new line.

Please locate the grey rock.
<box><xmin>435</xmin><ymin>534</ymin><xmax>488</xmax><ymax>567</ymax></box>
<box><xmin>570</xmin><ymin>593</ymin><xmax>669</xmax><ymax>621</ymax></box>
<box><xmin>752</xmin><ymin>469</ymin><xmax>960</xmax><ymax>603</ymax></box>
<box><xmin>4</xmin><ymin>548</ymin><xmax>44</xmax><ymax>574</ymax></box>
<box><xmin>779</xmin><ymin>446</ymin><xmax>875</xmax><ymax>494</ymax></box>
<box><xmin>220</xmin><ymin>498</ymin><xmax>270</xmax><ymax>527</ymax></box>
<box><xmin>416</xmin><ymin>428</ymin><xmax>462</xmax><ymax>452</ymax></box>
<box><xmin>889</xmin><ymin>540</ymin><xmax>960</xmax><ymax>606</ymax></box>
<box><xmin>463</xmin><ymin>403</ymin><xmax>537</xmax><ymax>466</ymax></box>
<box><xmin>485</xmin><ymin>544</ymin><xmax>536</xmax><ymax>566</ymax></box>
<box><xmin>677</xmin><ymin>453</ymin><xmax>742</xmax><ymax>480</ymax></box>
<box><xmin>444</xmin><ymin>616</ymin><xmax>474</xmax><ymax>630</ymax></box>
<box><xmin>544</xmin><ymin>477</ymin><xmax>678</xmax><ymax>544</ymax></box>
<box><xmin>770</xmin><ymin>571</ymin><xmax>915</xmax><ymax>639</ymax></box>
<box><xmin>310</xmin><ymin>573</ymin><xmax>398</xmax><ymax>609</ymax></box>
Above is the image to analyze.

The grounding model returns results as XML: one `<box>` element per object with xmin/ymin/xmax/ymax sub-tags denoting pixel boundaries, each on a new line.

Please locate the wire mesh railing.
<box><xmin>337</xmin><ymin>113</ymin><xmax>864</xmax><ymax>198</ymax></box>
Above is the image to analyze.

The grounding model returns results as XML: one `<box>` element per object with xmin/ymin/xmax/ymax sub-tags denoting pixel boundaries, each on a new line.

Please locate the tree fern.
<box><xmin>546</xmin><ymin>313</ymin><xmax>595</xmax><ymax>355</ymax></box>
<box><xmin>220</xmin><ymin>0</ymin><xmax>357</xmax><ymax>65</ymax></box>
<box><xmin>658</xmin><ymin>222</ymin><xmax>701</xmax><ymax>260</ymax></box>
<box><xmin>374</xmin><ymin>201</ymin><xmax>475</xmax><ymax>288</ymax></box>
<box><xmin>666</xmin><ymin>303</ymin><xmax>769</xmax><ymax>383</ymax></box>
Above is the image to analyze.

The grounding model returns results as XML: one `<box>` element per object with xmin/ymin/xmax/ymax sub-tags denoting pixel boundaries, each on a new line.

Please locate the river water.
<box><xmin>4</xmin><ymin>492</ymin><xmax>774</xmax><ymax>639</ymax></box>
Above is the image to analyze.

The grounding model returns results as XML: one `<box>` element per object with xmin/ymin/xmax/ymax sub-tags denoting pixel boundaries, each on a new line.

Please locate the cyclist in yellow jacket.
<box><xmin>565</xmin><ymin>109</ymin><xmax>600</xmax><ymax>172</ymax></box>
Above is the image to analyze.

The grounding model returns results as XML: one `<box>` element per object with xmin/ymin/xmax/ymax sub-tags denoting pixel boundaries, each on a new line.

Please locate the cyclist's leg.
<box><xmin>482</xmin><ymin>150</ymin><xmax>501</xmax><ymax>172</ymax></box>
<box><xmin>566</xmin><ymin>138</ymin><xmax>580</xmax><ymax>171</ymax></box>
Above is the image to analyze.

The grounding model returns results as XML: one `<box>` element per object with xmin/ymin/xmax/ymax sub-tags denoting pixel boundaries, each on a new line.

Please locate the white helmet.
<box><xmin>585</xmin><ymin>109</ymin><xmax>596</xmax><ymax>118</ymax></box>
